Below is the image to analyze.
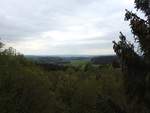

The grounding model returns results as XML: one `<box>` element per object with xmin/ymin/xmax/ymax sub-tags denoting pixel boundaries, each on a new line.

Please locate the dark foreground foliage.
<box><xmin>0</xmin><ymin>43</ymin><xmax>149</xmax><ymax>113</ymax></box>
<box><xmin>0</xmin><ymin>43</ymin><xmax>127</xmax><ymax>113</ymax></box>
<box><xmin>113</xmin><ymin>0</ymin><xmax>150</xmax><ymax>113</ymax></box>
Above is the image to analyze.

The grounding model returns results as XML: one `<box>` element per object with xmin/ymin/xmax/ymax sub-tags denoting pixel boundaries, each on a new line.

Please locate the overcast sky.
<box><xmin>0</xmin><ymin>0</ymin><xmax>135</xmax><ymax>55</ymax></box>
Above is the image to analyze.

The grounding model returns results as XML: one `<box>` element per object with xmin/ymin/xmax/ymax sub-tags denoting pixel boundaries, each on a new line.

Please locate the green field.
<box><xmin>70</xmin><ymin>60</ymin><xmax>90</xmax><ymax>66</ymax></box>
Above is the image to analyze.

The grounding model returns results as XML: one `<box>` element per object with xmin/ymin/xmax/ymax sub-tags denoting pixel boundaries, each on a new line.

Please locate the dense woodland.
<box><xmin>0</xmin><ymin>42</ymin><xmax>125</xmax><ymax>113</ymax></box>
<box><xmin>0</xmin><ymin>0</ymin><xmax>150</xmax><ymax>113</ymax></box>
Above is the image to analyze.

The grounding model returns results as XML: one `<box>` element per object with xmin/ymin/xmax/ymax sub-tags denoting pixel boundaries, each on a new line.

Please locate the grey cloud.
<box><xmin>0</xmin><ymin>0</ymin><xmax>135</xmax><ymax>55</ymax></box>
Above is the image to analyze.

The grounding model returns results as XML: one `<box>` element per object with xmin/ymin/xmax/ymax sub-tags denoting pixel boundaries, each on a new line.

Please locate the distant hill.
<box><xmin>25</xmin><ymin>55</ymin><xmax>92</xmax><ymax>65</ymax></box>
<box><xmin>91</xmin><ymin>55</ymin><xmax>119</xmax><ymax>64</ymax></box>
<box><xmin>25</xmin><ymin>55</ymin><xmax>118</xmax><ymax>65</ymax></box>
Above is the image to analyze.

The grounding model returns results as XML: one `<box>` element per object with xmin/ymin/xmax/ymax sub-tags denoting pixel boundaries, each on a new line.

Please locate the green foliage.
<box><xmin>113</xmin><ymin>0</ymin><xmax>150</xmax><ymax>113</ymax></box>
<box><xmin>0</xmin><ymin>42</ymin><xmax>126</xmax><ymax>113</ymax></box>
<box><xmin>0</xmin><ymin>43</ymin><xmax>54</xmax><ymax>113</ymax></box>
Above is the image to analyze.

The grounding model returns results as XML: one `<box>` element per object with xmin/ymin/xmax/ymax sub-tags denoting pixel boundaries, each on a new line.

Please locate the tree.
<box><xmin>0</xmin><ymin>42</ymin><xmax>4</xmax><ymax>54</ymax></box>
<box><xmin>113</xmin><ymin>0</ymin><xmax>150</xmax><ymax>112</ymax></box>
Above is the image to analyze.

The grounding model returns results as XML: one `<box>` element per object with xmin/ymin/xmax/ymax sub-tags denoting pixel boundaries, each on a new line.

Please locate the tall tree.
<box><xmin>113</xmin><ymin>0</ymin><xmax>150</xmax><ymax>112</ymax></box>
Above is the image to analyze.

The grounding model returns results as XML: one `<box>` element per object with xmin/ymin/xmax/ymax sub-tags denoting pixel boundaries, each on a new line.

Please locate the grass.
<box><xmin>70</xmin><ymin>60</ymin><xmax>90</xmax><ymax>67</ymax></box>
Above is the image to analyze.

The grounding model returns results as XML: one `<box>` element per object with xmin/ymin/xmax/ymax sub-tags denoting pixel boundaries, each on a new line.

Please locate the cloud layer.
<box><xmin>0</xmin><ymin>0</ymin><xmax>134</xmax><ymax>55</ymax></box>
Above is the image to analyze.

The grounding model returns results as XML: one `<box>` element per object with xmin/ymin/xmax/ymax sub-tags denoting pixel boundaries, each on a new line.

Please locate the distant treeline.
<box><xmin>26</xmin><ymin>55</ymin><xmax>118</xmax><ymax>65</ymax></box>
<box><xmin>91</xmin><ymin>55</ymin><xmax>119</xmax><ymax>64</ymax></box>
